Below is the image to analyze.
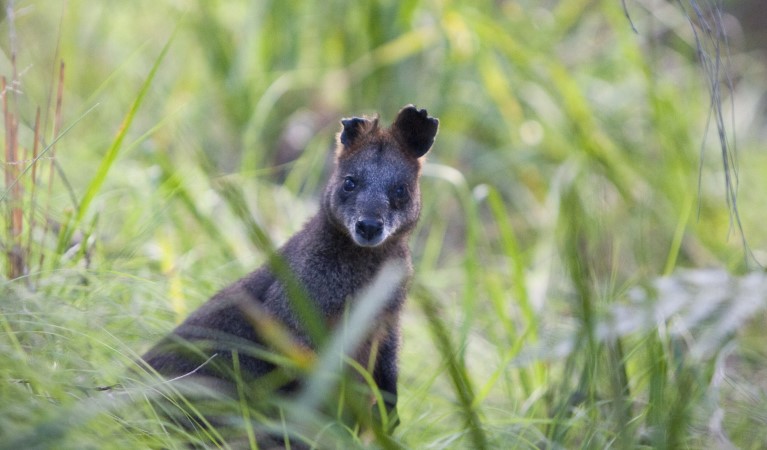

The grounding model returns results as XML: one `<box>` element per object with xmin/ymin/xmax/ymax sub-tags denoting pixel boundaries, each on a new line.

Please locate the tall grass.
<box><xmin>2</xmin><ymin>0</ymin><xmax>767</xmax><ymax>448</ymax></box>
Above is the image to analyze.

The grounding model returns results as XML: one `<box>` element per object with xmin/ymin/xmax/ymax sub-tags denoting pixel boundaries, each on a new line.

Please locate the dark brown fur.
<box><xmin>141</xmin><ymin>105</ymin><xmax>438</xmax><ymax>436</ymax></box>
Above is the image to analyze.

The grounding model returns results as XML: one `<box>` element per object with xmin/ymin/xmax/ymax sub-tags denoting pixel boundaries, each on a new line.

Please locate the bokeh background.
<box><xmin>2</xmin><ymin>0</ymin><xmax>767</xmax><ymax>448</ymax></box>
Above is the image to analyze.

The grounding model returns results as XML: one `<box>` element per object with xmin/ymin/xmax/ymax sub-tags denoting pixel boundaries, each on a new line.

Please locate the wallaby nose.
<box><xmin>355</xmin><ymin>219</ymin><xmax>384</xmax><ymax>242</ymax></box>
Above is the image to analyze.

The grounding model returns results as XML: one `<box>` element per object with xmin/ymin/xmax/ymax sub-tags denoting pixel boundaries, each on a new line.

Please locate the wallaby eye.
<box><xmin>343</xmin><ymin>177</ymin><xmax>357</xmax><ymax>192</ymax></box>
<box><xmin>395</xmin><ymin>185</ymin><xmax>407</xmax><ymax>198</ymax></box>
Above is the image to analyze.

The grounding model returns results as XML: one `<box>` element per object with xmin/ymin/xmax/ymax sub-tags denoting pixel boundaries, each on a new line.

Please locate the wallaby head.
<box><xmin>323</xmin><ymin>105</ymin><xmax>439</xmax><ymax>248</ymax></box>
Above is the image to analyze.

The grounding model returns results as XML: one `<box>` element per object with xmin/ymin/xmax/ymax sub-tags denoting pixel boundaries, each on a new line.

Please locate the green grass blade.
<box><xmin>215</xmin><ymin>178</ymin><xmax>325</xmax><ymax>345</ymax></box>
<box><xmin>0</xmin><ymin>104</ymin><xmax>99</xmax><ymax>206</ymax></box>
<box><xmin>56</xmin><ymin>28</ymin><xmax>178</xmax><ymax>255</ymax></box>
<box><xmin>415</xmin><ymin>285</ymin><xmax>488</xmax><ymax>450</ymax></box>
<box><xmin>155</xmin><ymin>154</ymin><xmax>238</xmax><ymax>264</ymax></box>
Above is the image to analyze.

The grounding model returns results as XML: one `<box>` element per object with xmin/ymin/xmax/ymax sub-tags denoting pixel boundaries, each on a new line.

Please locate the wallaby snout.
<box><xmin>355</xmin><ymin>218</ymin><xmax>385</xmax><ymax>245</ymax></box>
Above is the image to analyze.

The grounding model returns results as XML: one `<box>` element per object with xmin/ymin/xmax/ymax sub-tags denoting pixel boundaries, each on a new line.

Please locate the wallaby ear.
<box><xmin>339</xmin><ymin>117</ymin><xmax>373</xmax><ymax>147</ymax></box>
<box><xmin>392</xmin><ymin>105</ymin><xmax>439</xmax><ymax>158</ymax></box>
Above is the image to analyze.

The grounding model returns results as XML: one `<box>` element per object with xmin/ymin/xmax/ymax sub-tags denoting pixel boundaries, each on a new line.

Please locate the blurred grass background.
<box><xmin>2</xmin><ymin>0</ymin><xmax>767</xmax><ymax>448</ymax></box>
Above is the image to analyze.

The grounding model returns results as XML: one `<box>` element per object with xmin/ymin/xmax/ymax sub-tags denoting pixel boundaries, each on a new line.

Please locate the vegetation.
<box><xmin>2</xmin><ymin>0</ymin><xmax>766</xmax><ymax>448</ymax></box>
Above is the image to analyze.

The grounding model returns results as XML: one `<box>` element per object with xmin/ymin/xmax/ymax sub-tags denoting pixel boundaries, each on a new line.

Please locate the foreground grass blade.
<box><xmin>215</xmin><ymin>178</ymin><xmax>325</xmax><ymax>345</ymax></box>
<box><xmin>56</xmin><ymin>29</ymin><xmax>177</xmax><ymax>255</ymax></box>
<box><xmin>415</xmin><ymin>285</ymin><xmax>488</xmax><ymax>450</ymax></box>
